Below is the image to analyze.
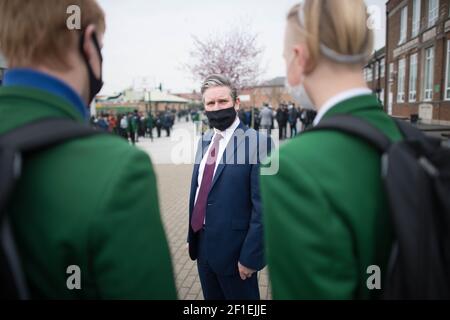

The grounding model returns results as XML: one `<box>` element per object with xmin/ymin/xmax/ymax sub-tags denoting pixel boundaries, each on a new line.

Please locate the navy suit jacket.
<box><xmin>188</xmin><ymin>122</ymin><xmax>272</xmax><ymax>276</ymax></box>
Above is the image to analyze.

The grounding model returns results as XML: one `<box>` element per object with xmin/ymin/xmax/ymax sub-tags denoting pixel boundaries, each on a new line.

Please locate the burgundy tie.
<box><xmin>191</xmin><ymin>133</ymin><xmax>223</xmax><ymax>233</ymax></box>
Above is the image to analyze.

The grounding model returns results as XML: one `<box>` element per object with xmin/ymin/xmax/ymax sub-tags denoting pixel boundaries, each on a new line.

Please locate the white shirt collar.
<box><xmin>313</xmin><ymin>88</ymin><xmax>372</xmax><ymax>126</ymax></box>
<box><xmin>213</xmin><ymin>117</ymin><xmax>240</xmax><ymax>141</ymax></box>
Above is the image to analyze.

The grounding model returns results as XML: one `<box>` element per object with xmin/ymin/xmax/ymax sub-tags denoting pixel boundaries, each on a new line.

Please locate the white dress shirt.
<box><xmin>194</xmin><ymin>117</ymin><xmax>241</xmax><ymax>204</ymax></box>
<box><xmin>313</xmin><ymin>88</ymin><xmax>373</xmax><ymax>126</ymax></box>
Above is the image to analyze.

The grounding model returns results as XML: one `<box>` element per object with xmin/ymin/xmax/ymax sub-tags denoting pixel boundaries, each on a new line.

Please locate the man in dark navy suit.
<box><xmin>187</xmin><ymin>74</ymin><xmax>271</xmax><ymax>300</ymax></box>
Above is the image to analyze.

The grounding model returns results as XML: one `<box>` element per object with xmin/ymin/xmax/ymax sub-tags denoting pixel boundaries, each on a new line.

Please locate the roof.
<box><xmin>373</xmin><ymin>46</ymin><xmax>386</xmax><ymax>59</ymax></box>
<box><xmin>147</xmin><ymin>90</ymin><xmax>189</xmax><ymax>103</ymax></box>
<box><xmin>173</xmin><ymin>92</ymin><xmax>202</xmax><ymax>101</ymax></box>
<box><xmin>244</xmin><ymin>77</ymin><xmax>286</xmax><ymax>89</ymax></box>
<box><xmin>366</xmin><ymin>47</ymin><xmax>386</xmax><ymax>66</ymax></box>
<box><xmin>121</xmin><ymin>89</ymin><xmax>189</xmax><ymax>104</ymax></box>
<box><xmin>261</xmin><ymin>77</ymin><xmax>286</xmax><ymax>87</ymax></box>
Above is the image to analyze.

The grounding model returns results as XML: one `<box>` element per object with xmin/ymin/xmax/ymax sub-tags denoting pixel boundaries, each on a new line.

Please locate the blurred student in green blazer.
<box><xmin>0</xmin><ymin>0</ymin><xmax>176</xmax><ymax>299</ymax></box>
<box><xmin>261</xmin><ymin>0</ymin><xmax>402</xmax><ymax>299</ymax></box>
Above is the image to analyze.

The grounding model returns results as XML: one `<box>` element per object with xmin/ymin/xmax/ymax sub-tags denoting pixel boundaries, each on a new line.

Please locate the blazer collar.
<box><xmin>194</xmin><ymin>121</ymin><xmax>248</xmax><ymax>191</ymax></box>
<box><xmin>201</xmin><ymin>121</ymin><xmax>246</xmax><ymax>156</ymax></box>
<box><xmin>318</xmin><ymin>94</ymin><xmax>382</xmax><ymax>124</ymax></box>
<box><xmin>210</xmin><ymin>121</ymin><xmax>247</xmax><ymax>189</ymax></box>
<box><xmin>0</xmin><ymin>86</ymin><xmax>85</xmax><ymax>123</ymax></box>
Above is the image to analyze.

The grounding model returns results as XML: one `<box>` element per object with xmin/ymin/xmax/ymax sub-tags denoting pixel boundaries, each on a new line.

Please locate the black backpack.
<box><xmin>0</xmin><ymin>118</ymin><xmax>100</xmax><ymax>299</ymax></box>
<box><xmin>309</xmin><ymin>115</ymin><xmax>450</xmax><ymax>299</ymax></box>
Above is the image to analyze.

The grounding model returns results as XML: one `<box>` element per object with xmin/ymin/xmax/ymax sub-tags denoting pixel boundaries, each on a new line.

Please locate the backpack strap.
<box><xmin>0</xmin><ymin>118</ymin><xmax>98</xmax><ymax>152</ymax></box>
<box><xmin>307</xmin><ymin>114</ymin><xmax>391</xmax><ymax>153</ymax></box>
<box><xmin>0</xmin><ymin>118</ymin><xmax>100</xmax><ymax>300</ymax></box>
<box><xmin>393</xmin><ymin>119</ymin><xmax>422</xmax><ymax>140</ymax></box>
<box><xmin>393</xmin><ymin>119</ymin><xmax>444</xmax><ymax>145</ymax></box>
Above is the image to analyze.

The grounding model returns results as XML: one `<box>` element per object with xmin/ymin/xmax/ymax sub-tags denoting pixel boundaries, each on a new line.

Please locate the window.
<box><xmin>367</xmin><ymin>68</ymin><xmax>373</xmax><ymax>82</ymax></box>
<box><xmin>445</xmin><ymin>41</ymin><xmax>450</xmax><ymax>100</ymax></box>
<box><xmin>412</xmin><ymin>0</ymin><xmax>421</xmax><ymax>37</ymax></box>
<box><xmin>375</xmin><ymin>62</ymin><xmax>379</xmax><ymax>80</ymax></box>
<box><xmin>428</xmin><ymin>0</ymin><xmax>439</xmax><ymax>28</ymax></box>
<box><xmin>399</xmin><ymin>6</ymin><xmax>408</xmax><ymax>44</ymax></box>
<box><xmin>380</xmin><ymin>89</ymin><xmax>385</xmax><ymax>105</ymax></box>
<box><xmin>381</xmin><ymin>58</ymin><xmax>385</xmax><ymax>78</ymax></box>
<box><xmin>397</xmin><ymin>59</ymin><xmax>406</xmax><ymax>103</ymax></box>
<box><xmin>409</xmin><ymin>54</ymin><xmax>418</xmax><ymax>102</ymax></box>
<box><xmin>423</xmin><ymin>47</ymin><xmax>434</xmax><ymax>101</ymax></box>
<box><xmin>364</xmin><ymin>68</ymin><xmax>369</xmax><ymax>82</ymax></box>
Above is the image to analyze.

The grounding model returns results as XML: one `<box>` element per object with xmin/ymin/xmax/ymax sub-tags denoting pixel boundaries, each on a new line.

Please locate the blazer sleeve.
<box><xmin>90</xmin><ymin>149</ymin><xmax>177</xmax><ymax>299</ymax></box>
<box><xmin>260</xmin><ymin>152</ymin><xmax>358</xmax><ymax>299</ymax></box>
<box><xmin>238</xmin><ymin>161</ymin><xmax>265</xmax><ymax>271</ymax></box>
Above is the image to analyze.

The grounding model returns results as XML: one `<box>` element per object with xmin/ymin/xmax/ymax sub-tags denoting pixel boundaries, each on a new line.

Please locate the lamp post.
<box><xmin>144</xmin><ymin>83</ymin><xmax>163</xmax><ymax>115</ymax></box>
<box><xmin>144</xmin><ymin>89</ymin><xmax>150</xmax><ymax>114</ymax></box>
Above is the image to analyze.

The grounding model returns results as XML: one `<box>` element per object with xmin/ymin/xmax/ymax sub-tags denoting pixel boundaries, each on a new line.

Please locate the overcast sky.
<box><xmin>97</xmin><ymin>0</ymin><xmax>387</xmax><ymax>95</ymax></box>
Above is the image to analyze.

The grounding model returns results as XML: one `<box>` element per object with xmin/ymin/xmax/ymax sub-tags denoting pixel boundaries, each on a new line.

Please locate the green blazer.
<box><xmin>260</xmin><ymin>95</ymin><xmax>403</xmax><ymax>300</ymax></box>
<box><xmin>0</xmin><ymin>86</ymin><xmax>176</xmax><ymax>299</ymax></box>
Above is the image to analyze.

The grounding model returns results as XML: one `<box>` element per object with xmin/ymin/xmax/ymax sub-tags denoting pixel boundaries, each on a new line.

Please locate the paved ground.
<box><xmin>136</xmin><ymin>121</ymin><xmax>272</xmax><ymax>300</ymax></box>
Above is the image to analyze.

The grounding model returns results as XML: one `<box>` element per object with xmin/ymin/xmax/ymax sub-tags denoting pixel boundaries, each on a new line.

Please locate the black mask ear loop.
<box><xmin>79</xmin><ymin>30</ymin><xmax>104</xmax><ymax>103</ymax></box>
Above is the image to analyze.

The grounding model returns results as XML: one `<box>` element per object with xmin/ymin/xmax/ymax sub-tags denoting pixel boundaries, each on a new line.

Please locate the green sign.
<box><xmin>435</xmin><ymin>84</ymin><xmax>440</xmax><ymax>93</ymax></box>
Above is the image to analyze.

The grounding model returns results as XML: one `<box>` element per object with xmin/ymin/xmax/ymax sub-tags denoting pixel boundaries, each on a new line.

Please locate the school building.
<box><xmin>386</xmin><ymin>0</ymin><xmax>450</xmax><ymax>124</ymax></box>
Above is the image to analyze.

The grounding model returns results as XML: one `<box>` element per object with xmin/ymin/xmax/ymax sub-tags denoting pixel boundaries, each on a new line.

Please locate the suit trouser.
<box><xmin>156</xmin><ymin>126</ymin><xmax>161</xmax><ymax>138</ymax></box>
<box><xmin>196</xmin><ymin>229</ymin><xmax>260</xmax><ymax>300</ymax></box>
<box><xmin>278</xmin><ymin>124</ymin><xmax>287</xmax><ymax>140</ymax></box>
<box><xmin>290</xmin><ymin>123</ymin><xmax>297</xmax><ymax>138</ymax></box>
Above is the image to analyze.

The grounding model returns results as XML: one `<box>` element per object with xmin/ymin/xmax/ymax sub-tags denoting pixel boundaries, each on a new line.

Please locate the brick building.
<box><xmin>240</xmin><ymin>77</ymin><xmax>294</xmax><ymax>109</ymax></box>
<box><xmin>174</xmin><ymin>91</ymin><xmax>202</xmax><ymax>105</ymax></box>
<box><xmin>96</xmin><ymin>89</ymin><xmax>189</xmax><ymax>114</ymax></box>
<box><xmin>173</xmin><ymin>91</ymin><xmax>203</xmax><ymax>109</ymax></box>
<box><xmin>175</xmin><ymin>78</ymin><xmax>294</xmax><ymax>110</ymax></box>
<box><xmin>364</xmin><ymin>47</ymin><xmax>386</xmax><ymax>106</ymax></box>
<box><xmin>386</xmin><ymin>0</ymin><xmax>450</xmax><ymax>124</ymax></box>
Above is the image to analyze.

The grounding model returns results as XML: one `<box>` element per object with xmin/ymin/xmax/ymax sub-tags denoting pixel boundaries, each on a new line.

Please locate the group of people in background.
<box><xmin>246</xmin><ymin>102</ymin><xmax>317</xmax><ymax>140</ymax></box>
<box><xmin>91</xmin><ymin>105</ymin><xmax>316</xmax><ymax>145</ymax></box>
<box><xmin>89</xmin><ymin>109</ymin><xmax>176</xmax><ymax>144</ymax></box>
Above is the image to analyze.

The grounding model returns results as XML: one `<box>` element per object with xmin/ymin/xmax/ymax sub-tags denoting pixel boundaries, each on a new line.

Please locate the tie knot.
<box><xmin>213</xmin><ymin>133</ymin><xmax>223</xmax><ymax>144</ymax></box>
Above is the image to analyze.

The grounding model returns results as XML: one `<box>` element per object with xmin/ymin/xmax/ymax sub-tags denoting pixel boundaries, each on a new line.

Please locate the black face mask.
<box><xmin>205</xmin><ymin>106</ymin><xmax>237</xmax><ymax>131</ymax></box>
<box><xmin>79</xmin><ymin>31</ymin><xmax>104</xmax><ymax>104</ymax></box>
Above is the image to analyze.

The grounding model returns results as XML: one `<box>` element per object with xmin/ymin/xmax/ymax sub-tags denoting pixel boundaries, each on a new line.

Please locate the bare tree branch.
<box><xmin>184</xmin><ymin>26</ymin><xmax>265</xmax><ymax>89</ymax></box>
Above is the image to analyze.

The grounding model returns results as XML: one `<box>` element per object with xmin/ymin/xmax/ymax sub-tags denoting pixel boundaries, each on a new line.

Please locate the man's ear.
<box><xmin>81</xmin><ymin>24</ymin><xmax>102</xmax><ymax>78</ymax></box>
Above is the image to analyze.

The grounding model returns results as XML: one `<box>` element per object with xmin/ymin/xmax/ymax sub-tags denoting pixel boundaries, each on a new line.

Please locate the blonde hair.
<box><xmin>286</xmin><ymin>0</ymin><xmax>373</xmax><ymax>68</ymax></box>
<box><xmin>0</xmin><ymin>0</ymin><xmax>105</xmax><ymax>70</ymax></box>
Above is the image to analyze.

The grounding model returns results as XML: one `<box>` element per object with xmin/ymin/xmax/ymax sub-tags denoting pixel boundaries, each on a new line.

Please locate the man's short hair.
<box><xmin>0</xmin><ymin>0</ymin><xmax>105</xmax><ymax>69</ymax></box>
<box><xmin>201</xmin><ymin>74</ymin><xmax>238</xmax><ymax>102</ymax></box>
